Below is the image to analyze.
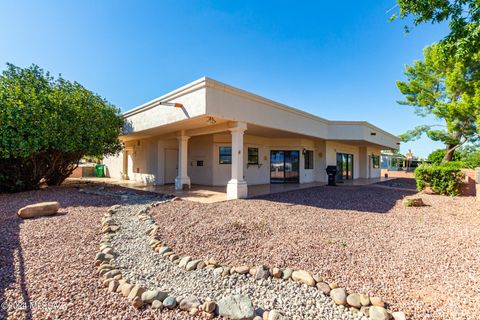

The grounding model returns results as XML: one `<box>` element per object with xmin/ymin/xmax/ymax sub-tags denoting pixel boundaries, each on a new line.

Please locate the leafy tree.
<box><xmin>397</xmin><ymin>44</ymin><xmax>480</xmax><ymax>162</ymax></box>
<box><xmin>427</xmin><ymin>148</ymin><xmax>462</xmax><ymax>164</ymax></box>
<box><xmin>391</xmin><ymin>0</ymin><xmax>480</xmax><ymax>59</ymax></box>
<box><xmin>0</xmin><ymin>63</ymin><xmax>123</xmax><ymax>192</ymax></box>
<box><xmin>428</xmin><ymin>146</ymin><xmax>480</xmax><ymax>167</ymax></box>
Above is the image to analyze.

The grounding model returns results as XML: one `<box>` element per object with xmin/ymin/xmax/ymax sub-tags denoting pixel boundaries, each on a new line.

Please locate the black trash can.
<box><xmin>326</xmin><ymin>166</ymin><xmax>337</xmax><ymax>186</ymax></box>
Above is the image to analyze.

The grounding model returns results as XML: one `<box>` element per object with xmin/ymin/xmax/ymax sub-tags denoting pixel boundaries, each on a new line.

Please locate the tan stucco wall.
<box><xmin>104</xmin><ymin>134</ymin><xmax>383</xmax><ymax>186</ymax></box>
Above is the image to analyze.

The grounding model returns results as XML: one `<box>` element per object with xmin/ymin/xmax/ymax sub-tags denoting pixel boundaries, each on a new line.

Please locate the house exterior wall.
<box><xmin>325</xmin><ymin>141</ymin><xmax>360</xmax><ymax>179</ymax></box>
<box><xmin>103</xmin><ymin>151</ymin><xmax>124</xmax><ymax>180</ymax></box>
<box><xmin>123</xmin><ymin>83</ymin><xmax>207</xmax><ymax>134</ymax></box>
<box><xmin>103</xmin><ymin>78</ymin><xmax>400</xmax><ymax>189</ymax></box>
<box><xmin>104</xmin><ymin>134</ymin><xmax>384</xmax><ymax>185</ymax></box>
<box><xmin>188</xmin><ymin>135</ymin><xmax>214</xmax><ymax>186</ymax></box>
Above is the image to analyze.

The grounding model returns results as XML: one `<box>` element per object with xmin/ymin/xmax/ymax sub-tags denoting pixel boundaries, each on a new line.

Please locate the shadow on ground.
<box><xmin>0</xmin><ymin>181</ymin><xmax>167</xmax><ymax>320</ymax></box>
<box><xmin>254</xmin><ymin>179</ymin><xmax>418</xmax><ymax>213</ymax></box>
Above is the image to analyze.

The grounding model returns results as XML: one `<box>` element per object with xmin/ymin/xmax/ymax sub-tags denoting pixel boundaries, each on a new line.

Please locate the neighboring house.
<box><xmin>103</xmin><ymin>77</ymin><xmax>400</xmax><ymax>199</ymax></box>
<box><xmin>380</xmin><ymin>153</ymin><xmax>406</xmax><ymax>171</ymax></box>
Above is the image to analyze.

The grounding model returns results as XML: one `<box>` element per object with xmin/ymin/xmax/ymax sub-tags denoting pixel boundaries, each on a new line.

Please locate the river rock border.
<box><xmin>95</xmin><ymin>201</ymin><xmax>406</xmax><ymax>320</ymax></box>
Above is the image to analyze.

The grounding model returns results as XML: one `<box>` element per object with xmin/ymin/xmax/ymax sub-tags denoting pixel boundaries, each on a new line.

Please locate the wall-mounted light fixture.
<box><xmin>158</xmin><ymin>101</ymin><xmax>184</xmax><ymax>108</ymax></box>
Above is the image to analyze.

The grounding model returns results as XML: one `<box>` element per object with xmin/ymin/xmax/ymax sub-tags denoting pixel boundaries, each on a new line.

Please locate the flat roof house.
<box><xmin>104</xmin><ymin>77</ymin><xmax>400</xmax><ymax>199</ymax></box>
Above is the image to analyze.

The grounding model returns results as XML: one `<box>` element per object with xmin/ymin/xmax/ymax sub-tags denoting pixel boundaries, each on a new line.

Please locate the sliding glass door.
<box><xmin>336</xmin><ymin>153</ymin><xmax>354</xmax><ymax>181</ymax></box>
<box><xmin>270</xmin><ymin>150</ymin><xmax>299</xmax><ymax>183</ymax></box>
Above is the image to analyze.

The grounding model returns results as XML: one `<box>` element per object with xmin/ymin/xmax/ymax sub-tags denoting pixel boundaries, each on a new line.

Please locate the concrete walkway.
<box><xmin>68</xmin><ymin>177</ymin><xmax>393</xmax><ymax>203</ymax></box>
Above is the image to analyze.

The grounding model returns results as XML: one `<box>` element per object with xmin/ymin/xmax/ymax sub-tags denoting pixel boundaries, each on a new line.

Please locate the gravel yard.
<box><xmin>1</xmin><ymin>179</ymin><xmax>479</xmax><ymax>320</ymax></box>
<box><xmin>112</xmin><ymin>203</ymin><xmax>355</xmax><ymax>320</ymax></box>
<box><xmin>151</xmin><ymin>182</ymin><xmax>480</xmax><ymax>320</ymax></box>
<box><xmin>0</xmin><ymin>182</ymin><xmax>194</xmax><ymax>320</ymax></box>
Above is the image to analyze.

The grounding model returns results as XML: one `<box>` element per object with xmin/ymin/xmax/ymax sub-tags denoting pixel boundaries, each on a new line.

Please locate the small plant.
<box><xmin>414</xmin><ymin>162</ymin><xmax>465</xmax><ymax>196</ymax></box>
<box><xmin>403</xmin><ymin>197</ymin><xmax>425</xmax><ymax>207</ymax></box>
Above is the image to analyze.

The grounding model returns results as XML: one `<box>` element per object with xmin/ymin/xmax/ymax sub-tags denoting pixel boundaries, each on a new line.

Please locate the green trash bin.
<box><xmin>95</xmin><ymin>164</ymin><xmax>106</xmax><ymax>177</ymax></box>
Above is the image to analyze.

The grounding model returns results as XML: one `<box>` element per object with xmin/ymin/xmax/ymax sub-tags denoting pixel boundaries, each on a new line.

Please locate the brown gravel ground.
<box><xmin>152</xmin><ymin>181</ymin><xmax>480</xmax><ymax>320</ymax></box>
<box><xmin>0</xmin><ymin>182</ymin><xmax>197</xmax><ymax>320</ymax></box>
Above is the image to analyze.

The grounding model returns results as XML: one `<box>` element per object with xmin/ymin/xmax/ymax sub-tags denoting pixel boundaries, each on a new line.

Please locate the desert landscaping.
<box><xmin>1</xmin><ymin>179</ymin><xmax>479</xmax><ymax>320</ymax></box>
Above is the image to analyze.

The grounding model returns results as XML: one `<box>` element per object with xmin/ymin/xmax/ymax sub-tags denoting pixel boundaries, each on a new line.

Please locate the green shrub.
<box><xmin>0</xmin><ymin>63</ymin><xmax>123</xmax><ymax>192</ymax></box>
<box><xmin>414</xmin><ymin>162</ymin><xmax>465</xmax><ymax>196</ymax></box>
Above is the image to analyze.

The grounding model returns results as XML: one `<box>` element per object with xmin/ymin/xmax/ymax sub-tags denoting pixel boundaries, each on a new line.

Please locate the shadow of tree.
<box><xmin>0</xmin><ymin>214</ymin><xmax>31</xmax><ymax>319</ymax></box>
<box><xmin>0</xmin><ymin>181</ymin><xmax>168</xmax><ymax>319</ymax></box>
<box><xmin>254</xmin><ymin>183</ymin><xmax>417</xmax><ymax>213</ymax></box>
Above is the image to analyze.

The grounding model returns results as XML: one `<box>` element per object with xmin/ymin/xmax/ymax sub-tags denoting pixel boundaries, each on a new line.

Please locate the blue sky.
<box><xmin>0</xmin><ymin>1</ymin><xmax>449</xmax><ymax>157</ymax></box>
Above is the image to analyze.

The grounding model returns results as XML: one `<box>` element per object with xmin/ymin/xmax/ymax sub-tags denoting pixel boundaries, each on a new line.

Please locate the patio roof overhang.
<box><xmin>120</xmin><ymin>77</ymin><xmax>400</xmax><ymax>150</ymax></box>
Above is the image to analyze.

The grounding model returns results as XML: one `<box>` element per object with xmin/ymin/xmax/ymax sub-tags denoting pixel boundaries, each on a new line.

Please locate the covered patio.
<box><xmin>70</xmin><ymin>177</ymin><xmax>393</xmax><ymax>203</ymax></box>
<box><xmin>103</xmin><ymin>77</ymin><xmax>400</xmax><ymax>200</ymax></box>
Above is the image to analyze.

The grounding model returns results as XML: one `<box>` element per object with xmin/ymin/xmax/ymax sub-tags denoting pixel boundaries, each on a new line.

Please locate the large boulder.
<box><xmin>18</xmin><ymin>202</ymin><xmax>60</xmax><ymax>219</ymax></box>
<box><xmin>216</xmin><ymin>294</ymin><xmax>255</xmax><ymax>320</ymax></box>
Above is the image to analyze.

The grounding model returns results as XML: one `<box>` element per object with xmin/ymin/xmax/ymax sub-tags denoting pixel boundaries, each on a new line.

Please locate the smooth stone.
<box><xmin>95</xmin><ymin>252</ymin><xmax>113</xmax><ymax>262</ymax></box>
<box><xmin>347</xmin><ymin>293</ymin><xmax>362</xmax><ymax>308</ymax></box>
<box><xmin>103</xmin><ymin>269</ymin><xmax>121</xmax><ymax>279</ymax></box>
<box><xmin>179</xmin><ymin>295</ymin><xmax>201</xmax><ymax>311</ymax></box>
<box><xmin>152</xmin><ymin>300</ymin><xmax>164</xmax><ymax>310</ymax></box>
<box><xmin>216</xmin><ymin>294</ymin><xmax>255</xmax><ymax>320</ymax></box>
<box><xmin>120</xmin><ymin>283</ymin><xmax>134</xmax><ymax>297</ymax></box>
<box><xmin>127</xmin><ymin>285</ymin><xmax>145</xmax><ymax>302</ymax></box>
<box><xmin>282</xmin><ymin>268</ymin><xmax>293</xmax><ymax>280</ymax></box>
<box><xmin>360</xmin><ymin>306</ymin><xmax>370</xmax><ymax>317</ymax></box>
<box><xmin>235</xmin><ymin>266</ymin><xmax>250</xmax><ymax>274</ymax></box>
<box><xmin>370</xmin><ymin>297</ymin><xmax>385</xmax><ymax>307</ymax></box>
<box><xmin>360</xmin><ymin>294</ymin><xmax>370</xmax><ymax>306</ymax></box>
<box><xmin>313</xmin><ymin>274</ymin><xmax>323</xmax><ymax>283</ymax></box>
<box><xmin>204</xmin><ymin>301</ymin><xmax>216</xmax><ymax>313</ymax></box>
<box><xmin>18</xmin><ymin>201</ymin><xmax>60</xmax><ymax>219</ymax></box>
<box><xmin>158</xmin><ymin>246</ymin><xmax>171</xmax><ymax>255</ymax></box>
<box><xmin>369</xmin><ymin>306</ymin><xmax>389</xmax><ymax>320</ymax></box>
<box><xmin>330</xmin><ymin>288</ymin><xmax>347</xmax><ymax>305</ymax></box>
<box><xmin>291</xmin><ymin>270</ymin><xmax>316</xmax><ymax>286</ymax></box>
<box><xmin>141</xmin><ymin>290</ymin><xmax>169</xmax><ymax>303</ymax></box>
<box><xmin>186</xmin><ymin>260</ymin><xmax>201</xmax><ymax>271</ymax></box>
<box><xmin>268</xmin><ymin>309</ymin><xmax>286</xmax><ymax>320</ymax></box>
<box><xmin>163</xmin><ymin>296</ymin><xmax>177</xmax><ymax>309</ymax></box>
<box><xmin>197</xmin><ymin>261</ymin><xmax>207</xmax><ymax>269</ymax></box>
<box><xmin>102</xmin><ymin>248</ymin><xmax>114</xmax><ymax>255</ymax></box>
<box><xmin>178</xmin><ymin>256</ymin><xmax>192</xmax><ymax>268</ymax></box>
<box><xmin>132</xmin><ymin>296</ymin><xmax>144</xmax><ymax>309</ymax></box>
<box><xmin>222</xmin><ymin>267</ymin><xmax>231</xmax><ymax>277</ymax></box>
<box><xmin>317</xmin><ymin>282</ymin><xmax>331</xmax><ymax>295</ymax></box>
<box><xmin>213</xmin><ymin>267</ymin><xmax>224</xmax><ymax>277</ymax></box>
<box><xmin>329</xmin><ymin>282</ymin><xmax>338</xmax><ymax>289</ymax></box>
<box><xmin>272</xmin><ymin>268</ymin><xmax>282</xmax><ymax>278</ymax></box>
<box><xmin>108</xmin><ymin>280</ymin><xmax>119</xmax><ymax>292</ymax></box>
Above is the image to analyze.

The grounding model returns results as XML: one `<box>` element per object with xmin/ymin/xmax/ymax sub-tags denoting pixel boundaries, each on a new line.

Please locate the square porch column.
<box><xmin>227</xmin><ymin>122</ymin><xmax>248</xmax><ymax>199</ymax></box>
<box><xmin>175</xmin><ymin>134</ymin><xmax>191</xmax><ymax>190</ymax></box>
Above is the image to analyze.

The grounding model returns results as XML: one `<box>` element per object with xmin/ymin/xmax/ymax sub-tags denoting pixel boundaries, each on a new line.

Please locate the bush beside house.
<box><xmin>0</xmin><ymin>63</ymin><xmax>123</xmax><ymax>192</ymax></box>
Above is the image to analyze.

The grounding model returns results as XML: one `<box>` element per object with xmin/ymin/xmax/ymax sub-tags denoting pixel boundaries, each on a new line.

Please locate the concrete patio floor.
<box><xmin>70</xmin><ymin>177</ymin><xmax>393</xmax><ymax>203</ymax></box>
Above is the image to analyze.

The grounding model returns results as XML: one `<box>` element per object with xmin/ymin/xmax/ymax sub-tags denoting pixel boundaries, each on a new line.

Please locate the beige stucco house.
<box><xmin>103</xmin><ymin>77</ymin><xmax>400</xmax><ymax>199</ymax></box>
